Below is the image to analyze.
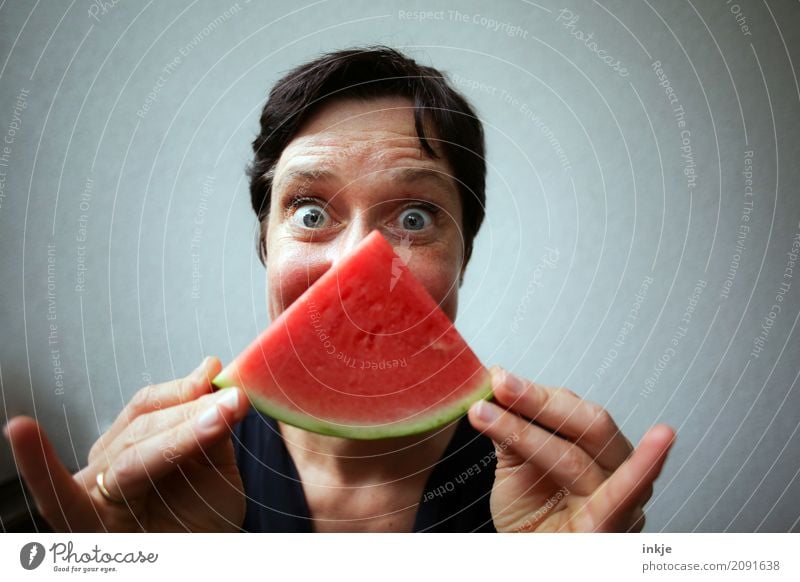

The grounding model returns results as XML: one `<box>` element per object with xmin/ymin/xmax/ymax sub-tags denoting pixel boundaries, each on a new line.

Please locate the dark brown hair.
<box><xmin>248</xmin><ymin>45</ymin><xmax>486</xmax><ymax>267</ymax></box>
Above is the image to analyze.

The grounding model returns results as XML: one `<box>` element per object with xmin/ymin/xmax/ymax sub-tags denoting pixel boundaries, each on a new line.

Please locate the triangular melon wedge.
<box><xmin>213</xmin><ymin>230</ymin><xmax>493</xmax><ymax>439</ymax></box>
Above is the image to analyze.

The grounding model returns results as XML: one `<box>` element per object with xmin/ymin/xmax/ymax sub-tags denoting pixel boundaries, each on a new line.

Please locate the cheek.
<box><xmin>266</xmin><ymin>244</ymin><xmax>330</xmax><ymax>320</ymax></box>
<box><xmin>404</xmin><ymin>248</ymin><xmax>462</xmax><ymax>322</ymax></box>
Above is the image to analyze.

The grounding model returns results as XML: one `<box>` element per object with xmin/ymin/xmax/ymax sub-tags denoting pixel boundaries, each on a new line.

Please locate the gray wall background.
<box><xmin>1</xmin><ymin>0</ymin><xmax>798</xmax><ymax>532</ymax></box>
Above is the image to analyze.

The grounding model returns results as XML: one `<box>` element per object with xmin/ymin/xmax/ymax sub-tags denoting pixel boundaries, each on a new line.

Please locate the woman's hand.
<box><xmin>2</xmin><ymin>357</ymin><xmax>249</xmax><ymax>532</ymax></box>
<box><xmin>468</xmin><ymin>366</ymin><xmax>675</xmax><ymax>533</ymax></box>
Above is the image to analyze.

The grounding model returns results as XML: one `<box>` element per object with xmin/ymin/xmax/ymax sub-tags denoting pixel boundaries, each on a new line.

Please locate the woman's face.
<box><xmin>264</xmin><ymin>95</ymin><xmax>465</xmax><ymax>323</ymax></box>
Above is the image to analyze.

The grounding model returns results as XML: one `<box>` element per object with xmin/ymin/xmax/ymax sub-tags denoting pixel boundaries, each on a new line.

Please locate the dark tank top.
<box><xmin>232</xmin><ymin>408</ymin><xmax>497</xmax><ymax>532</ymax></box>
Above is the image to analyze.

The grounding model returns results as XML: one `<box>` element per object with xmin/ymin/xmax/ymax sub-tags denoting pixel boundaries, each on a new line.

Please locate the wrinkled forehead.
<box><xmin>276</xmin><ymin>132</ymin><xmax>430</xmax><ymax>175</ymax></box>
<box><xmin>273</xmin><ymin>96</ymin><xmax>446</xmax><ymax>176</ymax></box>
<box><xmin>270</xmin><ymin>133</ymin><xmax>459</xmax><ymax>216</ymax></box>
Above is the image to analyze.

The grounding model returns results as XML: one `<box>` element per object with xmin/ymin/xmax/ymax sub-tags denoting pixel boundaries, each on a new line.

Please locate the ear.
<box><xmin>458</xmin><ymin>244</ymin><xmax>470</xmax><ymax>287</ymax></box>
<box><xmin>257</xmin><ymin>218</ymin><xmax>269</xmax><ymax>264</ymax></box>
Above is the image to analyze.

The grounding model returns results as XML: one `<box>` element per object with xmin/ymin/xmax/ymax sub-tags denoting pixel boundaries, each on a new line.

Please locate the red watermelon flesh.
<box><xmin>213</xmin><ymin>230</ymin><xmax>492</xmax><ymax>439</ymax></box>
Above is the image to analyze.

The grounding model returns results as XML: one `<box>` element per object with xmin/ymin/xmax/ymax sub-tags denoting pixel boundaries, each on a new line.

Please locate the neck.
<box><xmin>279</xmin><ymin>420</ymin><xmax>460</xmax><ymax>485</ymax></box>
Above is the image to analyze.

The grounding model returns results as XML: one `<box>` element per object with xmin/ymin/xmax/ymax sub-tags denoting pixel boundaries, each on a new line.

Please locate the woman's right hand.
<box><xmin>2</xmin><ymin>356</ymin><xmax>249</xmax><ymax>532</ymax></box>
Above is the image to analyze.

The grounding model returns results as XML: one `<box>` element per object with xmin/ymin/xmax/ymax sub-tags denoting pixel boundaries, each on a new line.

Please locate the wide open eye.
<box><xmin>397</xmin><ymin>206</ymin><xmax>435</xmax><ymax>231</ymax></box>
<box><xmin>292</xmin><ymin>203</ymin><xmax>330</xmax><ymax>229</ymax></box>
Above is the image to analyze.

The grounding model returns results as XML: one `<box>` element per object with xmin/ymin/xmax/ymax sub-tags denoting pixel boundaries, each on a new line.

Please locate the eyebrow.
<box><xmin>272</xmin><ymin>167</ymin><xmax>335</xmax><ymax>194</ymax></box>
<box><xmin>386</xmin><ymin>167</ymin><xmax>456</xmax><ymax>193</ymax></box>
<box><xmin>273</xmin><ymin>166</ymin><xmax>455</xmax><ymax>195</ymax></box>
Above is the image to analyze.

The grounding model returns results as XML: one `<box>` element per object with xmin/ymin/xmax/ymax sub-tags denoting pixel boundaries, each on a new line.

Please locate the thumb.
<box><xmin>3</xmin><ymin>416</ymin><xmax>90</xmax><ymax>531</ymax></box>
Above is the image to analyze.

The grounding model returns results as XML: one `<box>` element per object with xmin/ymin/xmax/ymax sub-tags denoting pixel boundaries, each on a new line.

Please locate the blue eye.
<box><xmin>292</xmin><ymin>204</ymin><xmax>329</xmax><ymax>229</ymax></box>
<box><xmin>398</xmin><ymin>207</ymin><xmax>433</xmax><ymax>231</ymax></box>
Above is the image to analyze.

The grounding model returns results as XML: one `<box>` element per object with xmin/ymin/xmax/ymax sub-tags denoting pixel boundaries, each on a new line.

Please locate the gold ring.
<box><xmin>96</xmin><ymin>471</ymin><xmax>126</xmax><ymax>505</ymax></box>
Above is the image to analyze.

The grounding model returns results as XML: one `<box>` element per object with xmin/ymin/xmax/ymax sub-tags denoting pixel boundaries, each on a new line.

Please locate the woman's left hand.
<box><xmin>468</xmin><ymin>366</ymin><xmax>676</xmax><ymax>533</ymax></box>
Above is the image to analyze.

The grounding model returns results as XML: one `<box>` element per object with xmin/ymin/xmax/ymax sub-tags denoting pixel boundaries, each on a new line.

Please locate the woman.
<box><xmin>3</xmin><ymin>46</ymin><xmax>675</xmax><ymax>532</ymax></box>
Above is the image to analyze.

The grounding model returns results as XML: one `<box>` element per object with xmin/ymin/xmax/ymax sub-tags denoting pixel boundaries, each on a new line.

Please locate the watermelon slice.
<box><xmin>213</xmin><ymin>230</ymin><xmax>492</xmax><ymax>439</ymax></box>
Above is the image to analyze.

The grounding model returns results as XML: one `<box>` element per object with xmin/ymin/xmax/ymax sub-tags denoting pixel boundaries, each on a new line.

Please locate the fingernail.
<box><xmin>196</xmin><ymin>405</ymin><xmax>220</xmax><ymax>429</ymax></box>
<box><xmin>477</xmin><ymin>400</ymin><xmax>500</xmax><ymax>423</ymax></box>
<box><xmin>215</xmin><ymin>388</ymin><xmax>239</xmax><ymax>412</ymax></box>
<box><xmin>1</xmin><ymin>423</ymin><xmax>8</xmax><ymax>440</ymax></box>
<box><xmin>197</xmin><ymin>390</ymin><xmax>239</xmax><ymax>429</ymax></box>
<box><xmin>503</xmin><ymin>371</ymin><xmax>524</xmax><ymax>396</ymax></box>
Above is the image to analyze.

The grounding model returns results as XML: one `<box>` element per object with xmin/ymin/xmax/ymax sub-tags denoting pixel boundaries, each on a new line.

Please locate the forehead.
<box><xmin>295</xmin><ymin>95</ymin><xmax>421</xmax><ymax>139</ymax></box>
<box><xmin>273</xmin><ymin>96</ymin><xmax>452</xmax><ymax>186</ymax></box>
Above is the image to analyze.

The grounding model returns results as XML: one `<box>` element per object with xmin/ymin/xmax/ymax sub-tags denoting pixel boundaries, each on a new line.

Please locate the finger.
<box><xmin>625</xmin><ymin>506</ymin><xmax>646</xmax><ymax>533</ymax></box>
<box><xmin>468</xmin><ymin>399</ymin><xmax>606</xmax><ymax>496</ymax></box>
<box><xmin>89</xmin><ymin>357</ymin><xmax>222</xmax><ymax>465</ymax></box>
<box><xmin>640</xmin><ymin>481</ymin><xmax>654</xmax><ymax>506</ymax></box>
<box><xmin>3</xmin><ymin>417</ymin><xmax>94</xmax><ymax>532</ymax></box>
<box><xmin>102</xmin><ymin>387</ymin><xmax>247</xmax><ymax>500</ymax></box>
<box><xmin>492</xmin><ymin>367</ymin><xmax>632</xmax><ymax>471</ymax></box>
<box><xmin>585</xmin><ymin>424</ymin><xmax>675</xmax><ymax>532</ymax></box>
<box><xmin>92</xmin><ymin>382</ymin><xmax>245</xmax><ymax>467</ymax></box>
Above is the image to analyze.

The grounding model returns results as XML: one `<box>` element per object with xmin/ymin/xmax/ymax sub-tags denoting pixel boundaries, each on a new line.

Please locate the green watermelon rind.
<box><xmin>212</xmin><ymin>369</ymin><xmax>494</xmax><ymax>440</ymax></box>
